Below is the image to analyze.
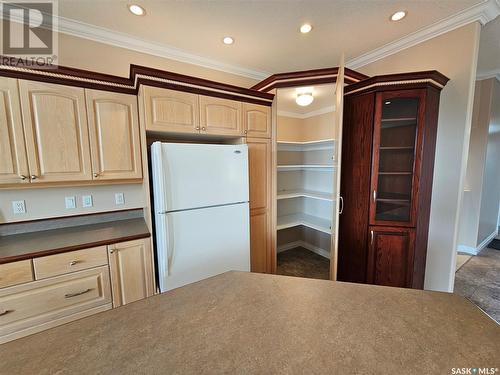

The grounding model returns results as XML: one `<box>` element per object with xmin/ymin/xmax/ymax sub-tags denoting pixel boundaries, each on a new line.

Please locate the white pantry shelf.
<box><xmin>277</xmin><ymin>139</ymin><xmax>335</xmax><ymax>151</ymax></box>
<box><xmin>277</xmin><ymin>165</ymin><xmax>335</xmax><ymax>172</ymax></box>
<box><xmin>277</xmin><ymin>189</ymin><xmax>333</xmax><ymax>202</ymax></box>
<box><xmin>277</xmin><ymin>213</ymin><xmax>332</xmax><ymax>234</ymax></box>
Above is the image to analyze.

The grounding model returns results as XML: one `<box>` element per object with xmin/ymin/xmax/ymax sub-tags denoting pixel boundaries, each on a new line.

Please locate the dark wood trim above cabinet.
<box><xmin>345</xmin><ymin>70</ymin><xmax>450</xmax><ymax>96</ymax></box>
<box><xmin>250</xmin><ymin>67</ymin><xmax>369</xmax><ymax>92</ymax></box>
<box><xmin>0</xmin><ymin>57</ymin><xmax>274</xmax><ymax>106</ymax></box>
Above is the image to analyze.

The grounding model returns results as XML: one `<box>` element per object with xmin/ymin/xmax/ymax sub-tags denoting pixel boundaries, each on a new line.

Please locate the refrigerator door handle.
<box><xmin>165</xmin><ymin>214</ymin><xmax>175</xmax><ymax>276</ymax></box>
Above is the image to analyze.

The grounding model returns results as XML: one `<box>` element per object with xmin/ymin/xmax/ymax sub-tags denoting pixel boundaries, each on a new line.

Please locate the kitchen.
<box><xmin>0</xmin><ymin>1</ymin><xmax>499</xmax><ymax>373</ymax></box>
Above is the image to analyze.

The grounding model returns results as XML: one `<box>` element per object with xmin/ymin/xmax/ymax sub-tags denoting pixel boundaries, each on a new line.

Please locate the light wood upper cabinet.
<box><xmin>243</xmin><ymin>103</ymin><xmax>271</xmax><ymax>139</ymax></box>
<box><xmin>108</xmin><ymin>238</ymin><xmax>154</xmax><ymax>308</ymax></box>
<box><xmin>86</xmin><ymin>90</ymin><xmax>142</xmax><ymax>180</ymax></box>
<box><xmin>142</xmin><ymin>86</ymin><xmax>199</xmax><ymax>134</ymax></box>
<box><xmin>0</xmin><ymin>77</ymin><xmax>29</xmax><ymax>185</ymax></box>
<box><xmin>199</xmin><ymin>95</ymin><xmax>243</xmax><ymax>136</ymax></box>
<box><xmin>19</xmin><ymin>80</ymin><xmax>92</xmax><ymax>183</ymax></box>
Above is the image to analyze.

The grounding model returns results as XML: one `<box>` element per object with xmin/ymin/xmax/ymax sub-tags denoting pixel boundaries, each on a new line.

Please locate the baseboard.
<box><xmin>457</xmin><ymin>229</ymin><xmax>498</xmax><ymax>255</ymax></box>
<box><xmin>277</xmin><ymin>240</ymin><xmax>330</xmax><ymax>259</ymax></box>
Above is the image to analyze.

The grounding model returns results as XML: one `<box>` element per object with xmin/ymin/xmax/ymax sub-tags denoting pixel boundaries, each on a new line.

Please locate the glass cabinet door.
<box><xmin>369</xmin><ymin>90</ymin><xmax>425</xmax><ymax>226</ymax></box>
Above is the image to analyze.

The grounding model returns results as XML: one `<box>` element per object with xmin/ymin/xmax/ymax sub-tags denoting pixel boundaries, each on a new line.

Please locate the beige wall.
<box><xmin>57</xmin><ymin>33</ymin><xmax>258</xmax><ymax>87</ymax></box>
<box><xmin>477</xmin><ymin>79</ymin><xmax>500</xmax><ymax>244</ymax></box>
<box><xmin>277</xmin><ymin>112</ymin><xmax>335</xmax><ymax>142</ymax></box>
<box><xmin>359</xmin><ymin>22</ymin><xmax>481</xmax><ymax>292</ymax></box>
<box><xmin>458</xmin><ymin>79</ymin><xmax>494</xmax><ymax>251</ymax></box>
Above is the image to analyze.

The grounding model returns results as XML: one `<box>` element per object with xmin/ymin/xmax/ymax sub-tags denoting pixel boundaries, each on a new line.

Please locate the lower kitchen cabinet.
<box><xmin>0</xmin><ymin>266</ymin><xmax>112</xmax><ymax>344</ymax></box>
<box><xmin>366</xmin><ymin>226</ymin><xmax>415</xmax><ymax>288</ymax></box>
<box><xmin>108</xmin><ymin>238</ymin><xmax>155</xmax><ymax>307</ymax></box>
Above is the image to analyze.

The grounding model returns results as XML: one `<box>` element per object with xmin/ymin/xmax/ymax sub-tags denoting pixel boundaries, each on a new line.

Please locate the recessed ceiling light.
<box><xmin>223</xmin><ymin>36</ymin><xmax>234</xmax><ymax>45</ymax></box>
<box><xmin>390</xmin><ymin>11</ymin><xmax>406</xmax><ymax>21</ymax></box>
<box><xmin>128</xmin><ymin>4</ymin><xmax>146</xmax><ymax>16</ymax></box>
<box><xmin>296</xmin><ymin>87</ymin><xmax>314</xmax><ymax>106</ymax></box>
<box><xmin>300</xmin><ymin>24</ymin><xmax>313</xmax><ymax>34</ymax></box>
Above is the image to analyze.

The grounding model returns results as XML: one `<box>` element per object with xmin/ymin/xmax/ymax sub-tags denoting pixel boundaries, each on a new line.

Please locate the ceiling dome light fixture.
<box><xmin>128</xmin><ymin>4</ymin><xmax>146</xmax><ymax>16</ymax></box>
<box><xmin>390</xmin><ymin>10</ymin><xmax>407</xmax><ymax>21</ymax></box>
<box><xmin>223</xmin><ymin>36</ymin><xmax>234</xmax><ymax>45</ymax></box>
<box><xmin>300</xmin><ymin>23</ymin><xmax>313</xmax><ymax>33</ymax></box>
<box><xmin>296</xmin><ymin>87</ymin><xmax>314</xmax><ymax>106</ymax></box>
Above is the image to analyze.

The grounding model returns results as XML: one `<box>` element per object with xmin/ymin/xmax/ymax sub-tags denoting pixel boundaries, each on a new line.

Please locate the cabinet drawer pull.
<box><xmin>373</xmin><ymin>190</ymin><xmax>377</xmax><ymax>202</ymax></box>
<box><xmin>0</xmin><ymin>309</ymin><xmax>13</xmax><ymax>317</ymax></box>
<box><xmin>65</xmin><ymin>288</ymin><xmax>92</xmax><ymax>299</ymax></box>
<box><xmin>69</xmin><ymin>260</ymin><xmax>80</xmax><ymax>266</ymax></box>
<box><xmin>370</xmin><ymin>230</ymin><xmax>374</xmax><ymax>245</ymax></box>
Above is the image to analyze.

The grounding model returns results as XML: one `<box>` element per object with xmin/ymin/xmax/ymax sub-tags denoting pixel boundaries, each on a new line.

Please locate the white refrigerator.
<box><xmin>151</xmin><ymin>142</ymin><xmax>250</xmax><ymax>292</ymax></box>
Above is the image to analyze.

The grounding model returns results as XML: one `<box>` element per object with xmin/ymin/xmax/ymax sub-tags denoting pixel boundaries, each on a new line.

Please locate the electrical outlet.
<box><xmin>65</xmin><ymin>196</ymin><xmax>76</xmax><ymax>209</ymax></box>
<box><xmin>115</xmin><ymin>193</ymin><xmax>125</xmax><ymax>205</ymax></box>
<box><xmin>12</xmin><ymin>200</ymin><xmax>26</xmax><ymax>214</ymax></box>
<box><xmin>82</xmin><ymin>195</ymin><xmax>93</xmax><ymax>208</ymax></box>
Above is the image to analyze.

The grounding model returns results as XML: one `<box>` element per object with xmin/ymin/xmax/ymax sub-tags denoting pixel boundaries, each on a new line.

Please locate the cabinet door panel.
<box><xmin>108</xmin><ymin>239</ymin><xmax>154</xmax><ymax>307</ymax></box>
<box><xmin>244</xmin><ymin>103</ymin><xmax>271</xmax><ymax>138</ymax></box>
<box><xmin>200</xmin><ymin>96</ymin><xmax>242</xmax><ymax>136</ymax></box>
<box><xmin>19</xmin><ymin>80</ymin><xmax>92</xmax><ymax>183</ymax></box>
<box><xmin>369</xmin><ymin>90</ymin><xmax>426</xmax><ymax>227</ymax></box>
<box><xmin>367</xmin><ymin>226</ymin><xmax>415</xmax><ymax>288</ymax></box>
<box><xmin>250</xmin><ymin>210</ymin><xmax>269</xmax><ymax>273</ymax></box>
<box><xmin>0</xmin><ymin>77</ymin><xmax>29</xmax><ymax>185</ymax></box>
<box><xmin>143</xmin><ymin>87</ymin><xmax>199</xmax><ymax>134</ymax></box>
<box><xmin>248</xmin><ymin>138</ymin><xmax>271</xmax><ymax>211</ymax></box>
<box><xmin>86</xmin><ymin>90</ymin><xmax>142</xmax><ymax>180</ymax></box>
<box><xmin>247</xmin><ymin>138</ymin><xmax>271</xmax><ymax>273</ymax></box>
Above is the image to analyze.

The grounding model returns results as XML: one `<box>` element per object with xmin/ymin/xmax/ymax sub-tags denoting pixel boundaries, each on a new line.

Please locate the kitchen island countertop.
<box><xmin>0</xmin><ymin>271</ymin><xmax>498</xmax><ymax>374</ymax></box>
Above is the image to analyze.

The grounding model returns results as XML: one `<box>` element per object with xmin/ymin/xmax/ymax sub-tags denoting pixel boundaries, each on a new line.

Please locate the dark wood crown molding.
<box><xmin>0</xmin><ymin>57</ymin><xmax>274</xmax><ymax>106</ymax></box>
<box><xmin>250</xmin><ymin>67</ymin><xmax>370</xmax><ymax>92</ymax></box>
<box><xmin>344</xmin><ymin>70</ymin><xmax>450</xmax><ymax>95</ymax></box>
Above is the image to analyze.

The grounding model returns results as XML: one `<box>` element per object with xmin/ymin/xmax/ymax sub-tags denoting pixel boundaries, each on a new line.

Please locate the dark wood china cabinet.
<box><xmin>338</xmin><ymin>71</ymin><xmax>449</xmax><ymax>289</ymax></box>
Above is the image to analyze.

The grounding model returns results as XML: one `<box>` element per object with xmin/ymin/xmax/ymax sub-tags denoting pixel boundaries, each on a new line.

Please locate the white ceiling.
<box><xmin>277</xmin><ymin>84</ymin><xmax>336</xmax><ymax>115</ymax></box>
<box><xmin>57</xmin><ymin>0</ymin><xmax>483</xmax><ymax>77</ymax></box>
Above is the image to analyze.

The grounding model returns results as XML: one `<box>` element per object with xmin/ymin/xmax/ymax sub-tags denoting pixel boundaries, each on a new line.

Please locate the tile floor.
<box><xmin>277</xmin><ymin>247</ymin><xmax>330</xmax><ymax>280</ymax></box>
<box><xmin>454</xmin><ymin>246</ymin><xmax>500</xmax><ymax>323</ymax></box>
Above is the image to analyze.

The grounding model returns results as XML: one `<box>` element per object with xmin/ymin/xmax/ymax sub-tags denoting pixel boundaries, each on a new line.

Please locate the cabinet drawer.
<box><xmin>33</xmin><ymin>246</ymin><xmax>108</xmax><ymax>280</ymax></box>
<box><xmin>0</xmin><ymin>266</ymin><xmax>111</xmax><ymax>343</ymax></box>
<box><xmin>0</xmin><ymin>260</ymin><xmax>33</xmax><ymax>288</ymax></box>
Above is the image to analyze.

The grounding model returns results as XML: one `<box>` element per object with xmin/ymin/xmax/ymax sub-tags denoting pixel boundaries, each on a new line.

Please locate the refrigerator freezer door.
<box><xmin>152</xmin><ymin>142</ymin><xmax>249</xmax><ymax>212</ymax></box>
<box><xmin>157</xmin><ymin>203</ymin><xmax>250</xmax><ymax>292</ymax></box>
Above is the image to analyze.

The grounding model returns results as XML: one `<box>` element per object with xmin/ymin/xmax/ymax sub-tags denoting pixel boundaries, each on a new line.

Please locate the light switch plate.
<box><xmin>12</xmin><ymin>200</ymin><xmax>26</xmax><ymax>214</ymax></box>
<box><xmin>65</xmin><ymin>196</ymin><xmax>76</xmax><ymax>209</ymax></box>
<box><xmin>115</xmin><ymin>193</ymin><xmax>125</xmax><ymax>205</ymax></box>
<box><xmin>82</xmin><ymin>195</ymin><xmax>93</xmax><ymax>208</ymax></box>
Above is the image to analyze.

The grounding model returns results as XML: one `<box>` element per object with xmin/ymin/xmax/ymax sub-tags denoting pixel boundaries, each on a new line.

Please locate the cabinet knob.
<box><xmin>30</xmin><ymin>175</ymin><xmax>37</xmax><ymax>180</ymax></box>
<box><xmin>93</xmin><ymin>173</ymin><xmax>99</xmax><ymax>178</ymax></box>
<box><xmin>20</xmin><ymin>175</ymin><xmax>27</xmax><ymax>181</ymax></box>
<box><xmin>201</xmin><ymin>127</ymin><xmax>206</xmax><ymax>131</ymax></box>
<box><xmin>244</xmin><ymin>130</ymin><xmax>248</xmax><ymax>134</ymax></box>
<box><xmin>109</xmin><ymin>249</ymin><xmax>114</xmax><ymax>254</ymax></box>
<box><xmin>195</xmin><ymin>126</ymin><xmax>200</xmax><ymax>131</ymax></box>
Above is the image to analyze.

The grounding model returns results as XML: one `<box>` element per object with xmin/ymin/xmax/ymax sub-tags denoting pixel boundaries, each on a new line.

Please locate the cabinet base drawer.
<box><xmin>33</xmin><ymin>246</ymin><xmax>108</xmax><ymax>279</ymax></box>
<box><xmin>0</xmin><ymin>266</ymin><xmax>111</xmax><ymax>343</ymax></box>
<box><xmin>0</xmin><ymin>260</ymin><xmax>33</xmax><ymax>288</ymax></box>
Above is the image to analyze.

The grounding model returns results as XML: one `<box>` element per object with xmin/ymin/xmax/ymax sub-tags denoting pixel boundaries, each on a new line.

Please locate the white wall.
<box><xmin>358</xmin><ymin>22</ymin><xmax>481</xmax><ymax>292</ymax></box>
<box><xmin>477</xmin><ymin>79</ymin><xmax>500</xmax><ymax>243</ymax></box>
<box><xmin>458</xmin><ymin>79</ymin><xmax>494</xmax><ymax>251</ymax></box>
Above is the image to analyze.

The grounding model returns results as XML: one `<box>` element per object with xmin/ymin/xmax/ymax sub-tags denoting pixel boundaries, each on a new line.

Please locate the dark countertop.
<box><xmin>0</xmin><ymin>271</ymin><xmax>498</xmax><ymax>374</ymax></box>
<box><xmin>0</xmin><ymin>218</ymin><xmax>150</xmax><ymax>264</ymax></box>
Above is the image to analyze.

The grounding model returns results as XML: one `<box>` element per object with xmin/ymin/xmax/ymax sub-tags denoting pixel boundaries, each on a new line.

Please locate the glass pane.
<box><xmin>375</xmin><ymin>97</ymin><xmax>418</xmax><ymax>222</ymax></box>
